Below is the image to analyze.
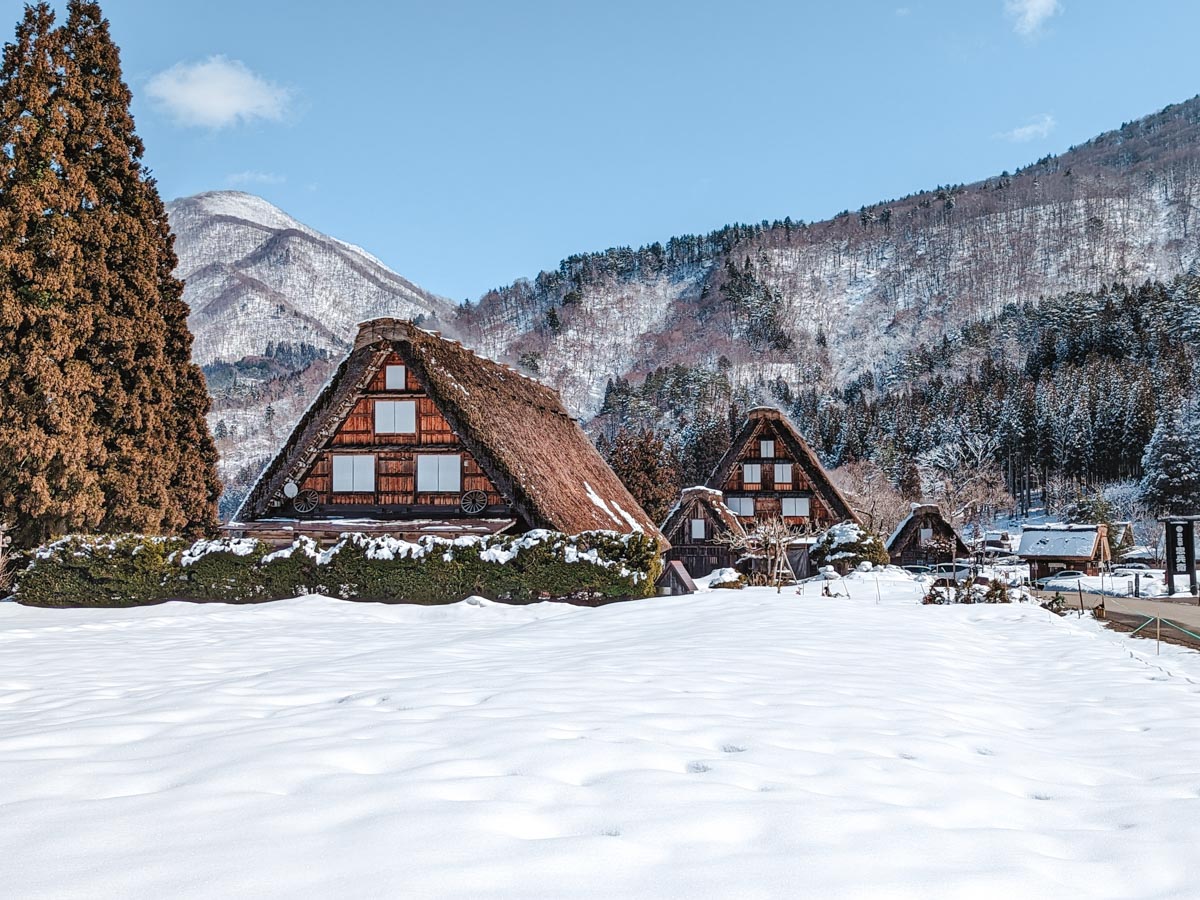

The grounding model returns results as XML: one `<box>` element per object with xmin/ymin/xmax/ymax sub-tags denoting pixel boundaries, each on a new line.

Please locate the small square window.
<box><xmin>417</xmin><ymin>454</ymin><xmax>462</xmax><ymax>492</ymax></box>
<box><xmin>727</xmin><ymin>496</ymin><xmax>755</xmax><ymax>517</ymax></box>
<box><xmin>375</xmin><ymin>400</ymin><xmax>416</xmax><ymax>435</ymax></box>
<box><xmin>331</xmin><ymin>454</ymin><xmax>375</xmax><ymax>492</ymax></box>
<box><xmin>781</xmin><ymin>497</ymin><xmax>810</xmax><ymax>517</ymax></box>
<box><xmin>774</xmin><ymin>463</ymin><xmax>792</xmax><ymax>485</ymax></box>
<box><xmin>919</xmin><ymin>527</ymin><xmax>934</xmax><ymax>544</ymax></box>
<box><xmin>760</xmin><ymin>440</ymin><xmax>774</xmax><ymax>458</ymax></box>
<box><xmin>385</xmin><ymin>365</ymin><xmax>406</xmax><ymax>390</ymax></box>
<box><xmin>690</xmin><ymin>518</ymin><xmax>706</xmax><ymax>540</ymax></box>
<box><xmin>743</xmin><ymin>463</ymin><xmax>762</xmax><ymax>484</ymax></box>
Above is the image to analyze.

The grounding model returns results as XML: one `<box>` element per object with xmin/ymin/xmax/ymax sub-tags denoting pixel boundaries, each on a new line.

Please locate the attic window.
<box><xmin>760</xmin><ymin>440</ymin><xmax>774</xmax><ymax>457</ymax></box>
<box><xmin>331</xmin><ymin>454</ymin><xmax>375</xmax><ymax>492</ymax></box>
<box><xmin>417</xmin><ymin>454</ymin><xmax>461</xmax><ymax>493</ymax></box>
<box><xmin>375</xmin><ymin>400</ymin><xmax>416</xmax><ymax>434</ymax></box>
<box><xmin>774</xmin><ymin>463</ymin><xmax>792</xmax><ymax>485</ymax></box>
<box><xmin>781</xmin><ymin>497</ymin><xmax>810</xmax><ymax>517</ymax></box>
<box><xmin>919</xmin><ymin>527</ymin><xmax>934</xmax><ymax>544</ymax></box>
<box><xmin>385</xmin><ymin>365</ymin><xmax>406</xmax><ymax>390</ymax></box>
<box><xmin>743</xmin><ymin>463</ymin><xmax>762</xmax><ymax>485</ymax></box>
<box><xmin>727</xmin><ymin>496</ymin><xmax>754</xmax><ymax>517</ymax></box>
<box><xmin>690</xmin><ymin>518</ymin><xmax>706</xmax><ymax>540</ymax></box>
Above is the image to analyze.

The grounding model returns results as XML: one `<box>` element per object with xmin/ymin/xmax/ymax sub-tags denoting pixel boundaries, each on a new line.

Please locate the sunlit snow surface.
<box><xmin>2</xmin><ymin>583</ymin><xmax>1200</xmax><ymax>899</ymax></box>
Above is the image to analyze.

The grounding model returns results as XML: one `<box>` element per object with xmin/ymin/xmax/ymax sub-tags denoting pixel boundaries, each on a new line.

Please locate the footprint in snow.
<box><xmin>687</xmin><ymin>762</ymin><xmax>711</xmax><ymax>774</ymax></box>
<box><xmin>721</xmin><ymin>744</ymin><xmax>746</xmax><ymax>754</ymax></box>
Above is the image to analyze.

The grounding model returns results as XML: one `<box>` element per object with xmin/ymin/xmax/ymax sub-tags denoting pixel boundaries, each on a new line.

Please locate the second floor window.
<box><xmin>375</xmin><ymin>400</ymin><xmax>416</xmax><ymax>434</ymax></box>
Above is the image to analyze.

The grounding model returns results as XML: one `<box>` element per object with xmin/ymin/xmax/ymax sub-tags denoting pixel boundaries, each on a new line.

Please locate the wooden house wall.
<box><xmin>889</xmin><ymin>513</ymin><xmax>963</xmax><ymax>566</ymax></box>
<box><xmin>715</xmin><ymin>421</ymin><xmax>835</xmax><ymax>526</ymax></box>
<box><xmin>664</xmin><ymin>499</ymin><xmax>736</xmax><ymax>577</ymax></box>
<box><xmin>295</xmin><ymin>350</ymin><xmax>509</xmax><ymax>517</ymax></box>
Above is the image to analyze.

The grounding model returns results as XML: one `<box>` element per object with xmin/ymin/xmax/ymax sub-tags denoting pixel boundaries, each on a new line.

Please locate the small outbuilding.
<box><xmin>1018</xmin><ymin>524</ymin><xmax>1111</xmax><ymax>579</ymax></box>
<box><xmin>660</xmin><ymin>486</ymin><xmax>747</xmax><ymax>578</ymax></box>
<box><xmin>885</xmin><ymin>504</ymin><xmax>968</xmax><ymax>566</ymax></box>
<box><xmin>656</xmin><ymin>560</ymin><xmax>699</xmax><ymax>596</ymax></box>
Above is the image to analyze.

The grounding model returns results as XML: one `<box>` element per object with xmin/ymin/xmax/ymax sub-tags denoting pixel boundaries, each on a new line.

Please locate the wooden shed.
<box><xmin>885</xmin><ymin>504</ymin><xmax>969</xmax><ymax>566</ymax></box>
<box><xmin>1018</xmin><ymin>524</ymin><xmax>1111</xmax><ymax>579</ymax></box>
<box><xmin>660</xmin><ymin>486</ymin><xmax>747</xmax><ymax>578</ymax></box>
<box><xmin>225</xmin><ymin>318</ymin><xmax>665</xmax><ymax>547</ymax></box>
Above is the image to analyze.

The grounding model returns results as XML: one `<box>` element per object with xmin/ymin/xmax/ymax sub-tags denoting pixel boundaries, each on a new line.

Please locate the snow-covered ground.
<box><xmin>3</xmin><ymin>582</ymin><xmax>1200</xmax><ymax>899</ymax></box>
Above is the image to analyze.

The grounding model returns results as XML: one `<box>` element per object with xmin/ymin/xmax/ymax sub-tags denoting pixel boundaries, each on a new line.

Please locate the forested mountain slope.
<box><xmin>456</xmin><ymin>96</ymin><xmax>1200</xmax><ymax>418</ymax></box>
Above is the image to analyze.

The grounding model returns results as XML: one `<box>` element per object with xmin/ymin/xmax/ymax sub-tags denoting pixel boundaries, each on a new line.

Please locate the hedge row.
<box><xmin>16</xmin><ymin>530</ymin><xmax>662</xmax><ymax>608</ymax></box>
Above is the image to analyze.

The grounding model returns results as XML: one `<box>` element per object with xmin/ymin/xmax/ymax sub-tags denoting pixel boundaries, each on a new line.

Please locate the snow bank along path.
<box><xmin>2</xmin><ymin>587</ymin><xmax>1200</xmax><ymax>899</ymax></box>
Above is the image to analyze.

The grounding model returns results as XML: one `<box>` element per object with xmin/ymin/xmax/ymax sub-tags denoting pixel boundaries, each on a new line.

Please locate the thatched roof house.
<box><xmin>660</xmin><ymin>486</ymin><xmax>747</xmax><ymax>577</ymax></box>
<box><xmin>707</xmin><ymin>407</ymin><xmax>858</xmax><ymax>528</ymax></box>
<box><xmin>885</xmin><ymin>504</ymin><xmax>968</xmax><ymax>566</ymax></box>
<box><xmin>1018</xmin><ymin>524</ymin><xmax>1110</xmax><ymax>578</ymax></box>
<box><xmin>227</xmin><ymin>319</ymin><xmax>664</xmax><ymax>545</ymax></box>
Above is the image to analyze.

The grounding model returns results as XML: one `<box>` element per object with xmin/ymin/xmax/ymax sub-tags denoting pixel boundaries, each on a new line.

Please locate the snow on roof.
<box><xmin>1017</xmin><ymin>525</ymin><xmax>1101</xmax><ymax>559</ymax></box>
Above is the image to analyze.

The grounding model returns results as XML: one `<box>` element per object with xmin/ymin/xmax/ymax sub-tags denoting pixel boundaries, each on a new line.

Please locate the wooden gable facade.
<box><xmin>885</xmin><ymin>504</ymin><xmax>969</xmax><ymax>566</ymax></box>
<box><xmin>228</xmin><ymin>319</ymin><xmax>665</xmax><ymax>546</ymax></box>
<box><xmin>660</xmin><ymin>487</ymin><xmax>747</xmax><ymax>577</ymax></box>
<box><xmin>707</xmin><ymin>407</ymin><xmax>859</xmax><ymax>531</ymax></box>
<box><xmin>294</xmin><ymin>348</ymin><xmax>508</xmax><ymax>520</ymax></box>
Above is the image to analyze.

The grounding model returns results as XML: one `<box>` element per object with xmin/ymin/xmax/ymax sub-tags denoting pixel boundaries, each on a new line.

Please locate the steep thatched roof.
<box><xmin>886</xmin><ymin>504</ymin><xmax>969</xmax><ymax>557</ymax></box>
<box><xmin>235</xmin><ymin>319</ymin><xmax>664</xmax><ymax>541</ymax></box>
<box><xmin>660</xmin><ymin>486</ymin><xmax>747</xmax><ymax>542</ymax></box>
<box><xmin>708</xmin><ymin>407</ymin><xmax>859</xmax><ymax>524</ymax></box>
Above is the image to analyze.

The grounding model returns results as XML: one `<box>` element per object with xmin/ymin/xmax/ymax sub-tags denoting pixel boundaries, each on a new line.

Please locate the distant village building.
<box><xmin>885</xmin><ymin>504</ymin><xmax>968</xmax><ymax>566</ymax></box>
<box><xmin>660</xmin><ymin>486</ymin><xmax>748</xmax><ymax>578</ymax></box>
<box><xmin>660</xmin><ymin>407</ymin><xmax>859</xmax><ymax>579</ymax></box>
<box><xmin>227</xmin><ymin>319</ymin><xmax>664</xmax><ymax>546</ymax></box>
<box><xmin>983</xmin><ymin>529</ymin><xmax>1013</xmax><ymax>555</ymax></box>
<box><xmin>1109</xmin><ymin>521</ymin><xmax>1136</xmax><ymax>556</ymax></box>
<box><xmin>1018</xmin><ymin>524</ymin><xmax>1111</xmax><ymax>579</ymax></box>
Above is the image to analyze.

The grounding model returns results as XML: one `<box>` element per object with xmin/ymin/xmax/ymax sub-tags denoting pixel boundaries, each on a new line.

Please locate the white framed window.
<box><xmin>375</xmin><ymin>400</ymin><xmax>416</xmax><ymax>434</ymax></box>
<box><xmin>781</xmin><ymin>497</ymin><xmax>811</xmax><ymax>517</ymax></box>
<box><xmin>743</xmin><ymin>463</ymin><xmax>762</xmax><ymax>484</ymax></box>
<box><xmin>727</xmin><ymin>496</ymin><xmax>755</xmax><ymax>517</ymax></box>
<box><xmin>416</xmin><ymin>454</ymin><xmax>462</xmax><ymax>492</ymax></box>
<box><xmin>331</xmin><ymin>454</ymin><xmax>375</xmax><ymax>492</ymax></box>
<box><xmin>919</xmin><ymin>527</ymin><xmax>934</xmax><ymax>544</ymax></box>
<box><xmin>385</xmin><ymin>365</ymin><xmax>406</xmax><ymax>390</ymax></box>
<box><xmin>774</xmin><ymin>463</ymin><xmax>793</xmax><ymax>485</ymax></box>
<box><xmin>760</xmin><ymin>440</ymin><xmax>774</xmax><ymax>458</ymax></box>
<box><xmin>690</xmin><ymin>518</ymin><xmax>706</xmax><ymax>540</ymax></box>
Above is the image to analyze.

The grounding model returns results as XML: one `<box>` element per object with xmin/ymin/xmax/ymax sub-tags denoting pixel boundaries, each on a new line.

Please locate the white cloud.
<box><xmin>1005</xmin><ymin>0</ymin><xmax>1061</xmax><ymax>36</ymax></box>
<box><xmin>895</xmin><ymin>7</ymin><xmax>911</xmax><ymax>16</ymax></box>
<box><xmin>226</xmin><ymin>170</ymin><xmax>286</xmax><ymax>186</ymax></box>
<box><xmin>996</xmin><ymin>112</ymin><xmax>1056</xmax><ymax>142</ymax></box>
<box><xmin>146</xmin><ymin>56</ymin><xmax>291</xmax><ymax>129</ymax></box>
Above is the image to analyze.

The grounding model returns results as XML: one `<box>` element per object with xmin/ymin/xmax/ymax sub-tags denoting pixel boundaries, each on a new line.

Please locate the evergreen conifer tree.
<box><xmin>1140</xmin><ymin>406</ymin><xmax>1200</xmax><ymax>515</ymax></box>
<box><xmin>0</xmin><ymin>4</ymin><xmax>109</xmax><ymax>547</ymax></box>
<box><xmin>0</xmin><ymin>2</ymin><xmax>220</xmax><ymax>547</ymax></box>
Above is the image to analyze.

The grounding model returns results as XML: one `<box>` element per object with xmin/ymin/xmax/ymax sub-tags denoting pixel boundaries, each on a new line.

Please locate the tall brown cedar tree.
<box><xmin>0</xmin><ymin>2</ymin><xmax>220</xmax><ymax>548</ymax></box>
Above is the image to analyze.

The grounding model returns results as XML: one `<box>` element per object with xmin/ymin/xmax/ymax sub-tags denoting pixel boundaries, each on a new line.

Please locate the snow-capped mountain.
<box><xmin>168</xmin><ymin>191</ymin><xmax>455</xmax><ymax>365</ymax></box>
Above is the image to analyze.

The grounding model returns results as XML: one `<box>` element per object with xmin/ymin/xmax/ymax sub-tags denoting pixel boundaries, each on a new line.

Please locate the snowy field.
<box><xmin>3</xmin><ymin>580</ymin><xmax>1200</xmax><ymax>899</ymax></box>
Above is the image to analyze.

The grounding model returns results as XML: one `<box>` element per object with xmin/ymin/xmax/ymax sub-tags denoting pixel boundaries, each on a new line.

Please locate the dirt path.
<box><xmin>1036</xmin><ymin>589</ymin><xmax>1200</xmax><ymax>632</ymax></box>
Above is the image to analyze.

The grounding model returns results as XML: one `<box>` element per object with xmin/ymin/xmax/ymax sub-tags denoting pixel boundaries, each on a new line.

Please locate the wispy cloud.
<box><xmin>146</xmin><ymin>56</ymin><xmax>291</xmax><ymax>129</ymax></box>
<box><xmin>1005</xmin><ymin>0</ymin><xmax>1061</xmax><ymax>37</ymax></box>
<box><xmin>996</xmin><ymin>113</ymin><xmax>1056</xmax><ymax>142</ymax></box>
<box><xmin>895</xmin><ymin>7</ymin><xmax>911</xmax><ymax>16</ymax></box>
<box><xmin>226</xmin><ymin>170</ymin><xmax>286</xmax><ymax>186</ymax></box>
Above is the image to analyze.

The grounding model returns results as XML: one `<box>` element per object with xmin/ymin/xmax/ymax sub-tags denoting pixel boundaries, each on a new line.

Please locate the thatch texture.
<box><xmin>236</xmin><ymin>319</ymin><xmax>663</xmax><ymax>542</ymax></box>
<box><xmin>661</xmin><ymin>486</ymin><xmax>746</xmax><ymax>544</ymax></box>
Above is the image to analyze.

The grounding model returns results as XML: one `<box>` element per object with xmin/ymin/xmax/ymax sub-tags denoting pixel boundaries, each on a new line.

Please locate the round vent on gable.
<box><xmin>283</xmin><ymin>481</ymin><xmax>299</xmax><ymax>499</ymax></box>
<box><xmin>460</xmin><ymin>490</ymin><xmax>488</xmax><ymax>515</ymax></box>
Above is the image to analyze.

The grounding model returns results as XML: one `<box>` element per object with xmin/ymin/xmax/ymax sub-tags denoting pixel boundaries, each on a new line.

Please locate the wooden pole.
<box><xmin>1157</xmin><ymin>617</ymin><xmax>1161</xmax><ymax>655</ymax></box>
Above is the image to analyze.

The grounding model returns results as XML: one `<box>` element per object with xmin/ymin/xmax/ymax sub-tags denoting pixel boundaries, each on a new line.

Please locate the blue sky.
<box><xmin>9</xmin><ymin>0</ymin><xmax>1200</xmax><ymax>301</ymax></box>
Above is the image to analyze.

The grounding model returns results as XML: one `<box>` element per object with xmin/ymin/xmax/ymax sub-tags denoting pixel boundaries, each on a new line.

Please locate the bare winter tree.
<box><xmin>918</xmin><ymin>431</ymin><xmax>1013</xmax><ymax>537</ymax></box>
<box><xmin>715</xmin><ymin>516</ymin><xmax>815</xmax><ymax>592</ymax></box>
<box><xmin>829</xmin><ymin>460</ymin><xmax>910</xmax><ymax>538</ymax></box>
<box><xmin>0</xmin><ymin>521</ymin><xmax>13</xmax><ymax>595</ymax></box>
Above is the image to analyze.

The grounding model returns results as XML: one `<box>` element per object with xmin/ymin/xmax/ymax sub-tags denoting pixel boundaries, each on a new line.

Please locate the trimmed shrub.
<box><xmin>16</xmin><ymin>530</ymin><xmax>662</xmax><ymax>608</ymax></box>
<box><xmin>809</xmin><ymin>522</ymin><xmax>890</xmax><ymax>574</ymax></box>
